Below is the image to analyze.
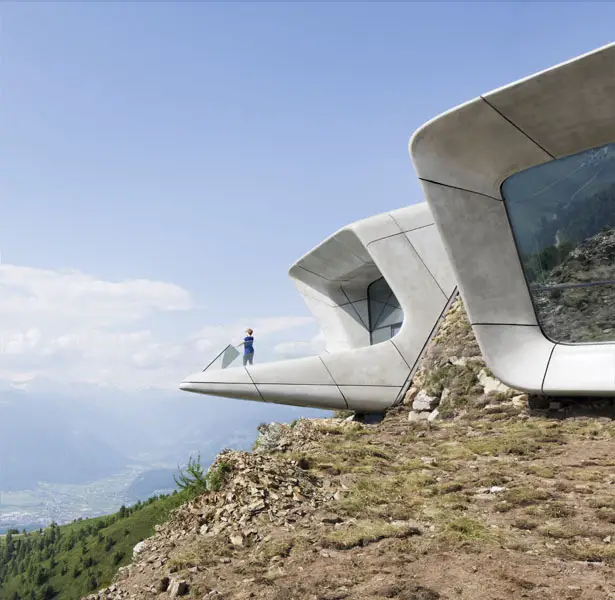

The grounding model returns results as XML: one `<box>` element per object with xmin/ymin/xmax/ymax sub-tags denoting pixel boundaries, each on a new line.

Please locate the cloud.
<box><xmin>273</xmin><ymin>330</ymin><xmax>326</xmax><ymax>359</ymax></box>
<box><xmin>0</xmin><ymin>264</ymin><xmax>316</xmax><ymax>390</ymax></box>
<box><xmin>0</xmin><ymin>265</ymin><xmax>194</xmax><ymax>328</ymax></box>
<box><xmin>193</xmin><ymin>316</ymin><xmax>315</xmax><ymax>353</ymax></box>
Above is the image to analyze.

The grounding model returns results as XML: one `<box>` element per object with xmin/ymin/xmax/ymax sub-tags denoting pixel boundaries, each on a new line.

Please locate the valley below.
<box><xmin>0</xmin><ymin>466</ymin><xmax>176</xmax><ymax>533</ymax></box>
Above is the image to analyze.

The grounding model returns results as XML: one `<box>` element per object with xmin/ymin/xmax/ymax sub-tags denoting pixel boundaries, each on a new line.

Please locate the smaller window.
<box><xmin>367</xmin><ymin>277</ymin><xmax>403</xmax><ymax>344</ymax></box>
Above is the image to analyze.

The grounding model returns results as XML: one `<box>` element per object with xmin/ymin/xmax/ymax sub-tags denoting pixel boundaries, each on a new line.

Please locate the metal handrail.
<box><xmin>531</xmin><ymin>279</ymin><xmax>615</xmax><ymax>292</ymax></box>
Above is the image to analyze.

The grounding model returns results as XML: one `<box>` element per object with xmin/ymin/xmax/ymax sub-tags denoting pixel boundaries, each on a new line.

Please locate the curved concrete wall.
<box><xmin>410</xmin><ymin>42</ymin><xmax>615</xmax><ymax>396</ymax></box>
<box><xmin>180</xmin><ymin>203</ymin><xmax>457</xmax><ymax>412</ymax></box>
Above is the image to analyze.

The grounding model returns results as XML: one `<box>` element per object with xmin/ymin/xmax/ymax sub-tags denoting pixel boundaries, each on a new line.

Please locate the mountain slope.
<box><xmin>83</xmin><ymin>299</ymin><xmax>615</xmax><ymax>600</ymax></box>
<box><xmin>0</xmin><ymin>492</ymin><xmax>191</xmax><ymax>600</ymax></box>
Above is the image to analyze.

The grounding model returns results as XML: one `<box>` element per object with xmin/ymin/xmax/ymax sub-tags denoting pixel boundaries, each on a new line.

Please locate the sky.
<box><xmin>0</xmin><ymin>1</ymin><xmax>614</xmax><ymax>391</ymax></box>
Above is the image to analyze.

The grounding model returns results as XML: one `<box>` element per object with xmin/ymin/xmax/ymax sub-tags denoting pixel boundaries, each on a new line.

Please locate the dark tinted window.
<box><xmin>368</xmin><ymin>277</ymin><xmax>403</xmax><ymax>344</ymax></box>
<box><xmin>502</xmin><ymin>142</ymin><xmax>615</xmax><ymax>343</ymax></box>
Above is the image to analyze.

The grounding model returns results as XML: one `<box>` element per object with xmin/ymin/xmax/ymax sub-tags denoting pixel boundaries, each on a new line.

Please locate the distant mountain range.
<box><xmin>0</xmin><ymin>381</ymin><xmax>327</xmax><ymax>494</ymax></box>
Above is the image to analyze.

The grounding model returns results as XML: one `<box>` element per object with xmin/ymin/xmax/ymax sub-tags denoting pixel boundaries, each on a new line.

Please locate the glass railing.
<box><xmin>202</xmin><ymin>344</ymin><xmax>241</xmax><ymax>372</ymax></box>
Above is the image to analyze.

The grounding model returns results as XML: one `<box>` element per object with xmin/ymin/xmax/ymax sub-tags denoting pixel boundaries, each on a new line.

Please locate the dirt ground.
<box><xmin>103</xmin><ymin>401</ymin><xmax>615</xmax><ymax>600</ymax></box>
<box><xmin>96</xmin><ymin>303</ymin><xmax>615</xmax><ymax>600</ymax></box>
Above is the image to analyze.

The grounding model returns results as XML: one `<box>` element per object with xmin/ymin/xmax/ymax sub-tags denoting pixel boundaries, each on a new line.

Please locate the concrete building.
<box><xmin>410</xmin><ymin>42</ymin><xmax>615</xmax><ymax>396</ymax></box>
<box><xmin>180</xmin><ymin>203</ymin><xmax>457</xmax><ymax>412</ymax></box>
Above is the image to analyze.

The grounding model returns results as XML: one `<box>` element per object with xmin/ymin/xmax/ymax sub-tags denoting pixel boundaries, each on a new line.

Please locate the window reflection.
<box><xmin>368</xmin><ymin>277</ymin><xmax>403</xmax><ymax>344</ymax></box>
<box><xmin>502</xmin><ymin>142</ymin><xmax>615</xmax><ymax>343</ymax></box>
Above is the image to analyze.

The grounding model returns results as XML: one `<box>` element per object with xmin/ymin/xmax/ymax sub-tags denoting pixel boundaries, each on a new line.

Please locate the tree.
<box><xmin>174</xmin><ymin>453</ymin><xmax>208</xmax><ymax>493</ymax></box>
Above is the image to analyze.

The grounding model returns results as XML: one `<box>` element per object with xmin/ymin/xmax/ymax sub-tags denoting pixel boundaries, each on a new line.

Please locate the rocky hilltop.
<box><xmin>86</xmin><ymin>299</ymin><xmax>615</xmax><ymax>600</ymax></box>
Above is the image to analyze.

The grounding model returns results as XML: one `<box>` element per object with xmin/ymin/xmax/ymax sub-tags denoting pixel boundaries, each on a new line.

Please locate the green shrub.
<box><xmin>174</xmin><ymin>453</ymin><xmax>208</xmax><ymax>493</ymax></box>
<box><xmin>205</xmin><ymin>461</ymin><xmax>232</xmax><ymax>492</ymax></box>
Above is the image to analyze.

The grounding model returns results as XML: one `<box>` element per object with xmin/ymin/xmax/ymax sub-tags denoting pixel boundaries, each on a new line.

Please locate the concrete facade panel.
<box><xmin>290</xmin><ymin>271</ymin><xmax>347</xmax><ymax>307</ymax></box>
<box><xmin>256</xmin><ymin>384</ymin><xmax>347</xmax><ymax>409</ymax></box>
<box><xmin>388</xmin><ymin>204</ymin><xmax>435</xmax><ymax>232</ymax></box>
<box><xmin>299</xmin><ymin>239</ymin><xmax>366</xmax><ymax>282</ymax></box>
<box><xmin>473</xmin><ymin>325</ymin><xmax>554</xmax><ymax>392</ymax></box>
<box><xmin>182</xmin><ymin>365</ymin><xmax>253</xmax><ymax>385</ymax></box>
<box><xmin>178</xmin><ymin>381</ymin><xmax>264</xmax><ymax>402</ymax></box>
<box><xmin>543</xmin><ymin>344</ymin><xmax>615</xmax><ymax>395</ymax></box>
<box><xmin>368</xmin><ymin>233</ymin><xmax>449</xmax><ymax>368</ymax></box>
<box><xmin>351</xmin><ymin>213</ymin><xmax>402</xmax><ymax>246</ymax></box>
<box><xmin>320</xmin><ymin>340</ymin><xmax>409</xmax><ymax>387</ymax></box>
<box><xmin>420</xmin><ymin>180</ymin><xmax>537</xmax><ymax>326</ymax></box>
<box><xmin>339</xmin><ymin>386</ymin><xmax>402</xmax><ymax>413</ymax></box>
<box><xmin>410</xmin><ymin>97</ymin><xmax>551</xmax><ymax>199</ymax></box>
<box><xmin>405</xmin><ymin>225</ymin><xmax>457</xmax><ymax>297</ymax></box>
<box><xmin>334</xmin><ymin>229</ymin><xmax>373</xmax><ymax>263</ymax></box>
<box><xmin>484</xmin><ymin>43</ymin><xmax>615</xmax><ymax>158</ymax></box>
<box><xmin>248</xmin><ymin>356</ymin><xmax>335</xmax><ymax>385</ymax></box>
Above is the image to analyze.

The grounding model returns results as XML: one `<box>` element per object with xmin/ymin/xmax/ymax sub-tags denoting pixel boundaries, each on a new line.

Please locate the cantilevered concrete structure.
<box><xmin>411</xmin><ymin>42</ymin><xmax>615</xmax><ymax>396</ymax></box>
<box><xmin>180</xmin><ymin>203</ymin><xmax>457</xmax><ymax>412</ymax></box>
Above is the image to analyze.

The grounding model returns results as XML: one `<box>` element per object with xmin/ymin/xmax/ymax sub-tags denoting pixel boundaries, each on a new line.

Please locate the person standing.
<box><xmin>238</xmin><ymin>328</ymin><xmax>255</xmax><ymax>366</ymax></box>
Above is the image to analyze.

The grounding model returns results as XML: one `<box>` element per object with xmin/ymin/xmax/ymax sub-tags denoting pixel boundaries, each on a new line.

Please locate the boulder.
<box><xmin>131</xmin><ymin>541</ymin><xmax>147</xmax><ymax>560</ymax></box>
<box><xmin>169</xmin><ymin>579</ymin><xmax>190</xmax><ymax>597</ymax></box>
<box><xmin>412</xmin><ymin>391</ymin><xmax>439</xmax><ymax>412</ymax></box>
<box><xmin>403</xmin><ymin>387</ymin><xmax>419</xmax><ymax>406</ymax></box>
<box><xmin>478</xmin><ymin>369</ymin><xmax>512</xmax><ymax>395</ymax></box>
<box><xmin>512</xmin><ymin>394</ymin><xmax>528</xmax><ymax>408</ymax></box>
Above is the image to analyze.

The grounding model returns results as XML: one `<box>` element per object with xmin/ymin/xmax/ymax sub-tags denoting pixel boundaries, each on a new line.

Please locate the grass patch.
<box><xmin>466</xmin><ymin>436</ymin><xmax>541</xmax><ymax>457</ymax></box>
<box><xmin>524</xmin><ymin>465</ymin><xmax>556</xmax><ymax>478</ymax></box>
<box><xmin>589</xmin><ymin>497</ymin><xmax>615</xmax><ymax>509</ymax></box>
<box><xmin>542</xmin><ymin>502</ymin><xmax>576</xmax><ymax>519</ymax></box>
<box><xmin>438</xmin><ymin>516</ymin><xmax>489</xmax><ymax>545</ymax></box>
<box><xmin>511</xmin><ymin>516</ymin><xmax>539</xmax><ymax>530</ymax></box>
<box><xmin>169</xmin><ymin>532</ymin><xmax>232</xmax><ymax>570</ymax></box>
<box><xmin>258</xmin><ymin>536</ymin><xmax>295</xmax><ymax>561</ymax></box>
<box><xmin>323</xmin><ymin>520</ymin><xmax>420</xmax><ymax>550</ymax></box>
<box><xmin>539</xmin><ymin>524</ymin><xmax>582</xmax><ymax>539</ymax></box>
<box><xmin>556</xmin><ymin>541</ymin><xmax>615</xmax><ymax>563</ymax></box>
<box><xmin>595</xmin><ymin>508</ymin><xmax>615</xmax><ymax>523</ymax></box>
<box><xmin>496</xmin><ymin>486</ymin><xmax>551</xmax><ymax>512</ymax></box>
<box><xmin>335</xmin><ymin>474</ymin><xmax>432</xmax><ymax>521</ymax></box>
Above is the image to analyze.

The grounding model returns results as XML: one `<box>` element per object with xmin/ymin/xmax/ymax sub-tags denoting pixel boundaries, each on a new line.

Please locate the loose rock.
<box><xmin>412</xmin><ymin>391</ymin><xmax>439</xmax><ymax>412</ymax></box>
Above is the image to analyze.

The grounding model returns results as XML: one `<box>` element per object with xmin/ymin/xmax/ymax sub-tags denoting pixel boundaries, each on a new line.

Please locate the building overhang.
<box><xmin>410</xmin><ymin>42</ymin><xmax>615</xmax><ymax>396</ymax></box>
<box><xmin>180</xmin><ymin>203</ymin><xmax>457</xmax><ymax>412</ymax></box>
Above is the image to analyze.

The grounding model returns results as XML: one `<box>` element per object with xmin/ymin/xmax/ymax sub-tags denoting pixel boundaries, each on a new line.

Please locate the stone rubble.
<box><xmin>83</xmin><ymin>448</ymin><xmax>334</xmax><ymax>600</ymax></box>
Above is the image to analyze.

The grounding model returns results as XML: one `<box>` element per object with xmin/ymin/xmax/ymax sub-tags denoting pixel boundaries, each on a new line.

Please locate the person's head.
<box><xmin>246</xmin><ymin>328</ymin><xmax>253</xmax><ymax>336</ymax></box>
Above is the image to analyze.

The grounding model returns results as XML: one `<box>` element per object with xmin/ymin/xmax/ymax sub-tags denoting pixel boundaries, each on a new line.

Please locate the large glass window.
<box><xmin>368</xmin><ymin>278</ymin><xmax>403</xmax><ymax>344</ymax></box>
<box><xmin>502</xmin><ymin>142</ymin><xmax>615</xmax><ymax>344</ymax></box>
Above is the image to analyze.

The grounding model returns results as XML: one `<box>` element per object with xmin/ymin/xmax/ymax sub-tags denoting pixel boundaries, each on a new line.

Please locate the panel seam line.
<box><xmin>318</xmin><ymin>356</ymin><xmax>350</xmax><ymax>409</ymax></box>
<box><xmin>340</xmin><ymin>286</ymin><xmax>370</xmax><ymax>329</ymax></box>
<box><xmin>418</xmin><ymin>177</ymin><xmax>502</xmax><ymax>202</ymax></box>
<box><xmin>480</xmin><ymin>95</ymin><xmax>556</xmax><ymax>159</ymax></box>
<box><xmin>541</xmin><ymin>344</ymin><xmax>556</xmax><ymax>394</ymax></box>
<box><xmin>402</xmin><ymin>231</ymin><xmax>448</xmax><ymax>298</ymax></box>
<box><xmin>244</xmin><ymin>367</ymin><xmax>267</xmax><ymax>403</ymax></box>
